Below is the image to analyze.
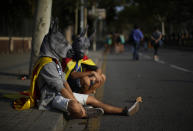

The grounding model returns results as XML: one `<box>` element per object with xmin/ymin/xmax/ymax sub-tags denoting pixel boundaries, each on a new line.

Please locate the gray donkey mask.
<box><xmin>68</xmin><ymin>26</ymin><xmax>95</xmax><ymax>60</ymax></box>
<box><xmin>40</xmin><ymin>18</ymin><xmax>71</xmax><ymax>59</ymax></box>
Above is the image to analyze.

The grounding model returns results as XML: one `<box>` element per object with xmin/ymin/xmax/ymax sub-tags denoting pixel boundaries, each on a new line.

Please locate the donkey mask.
<box><xmin>67</xmin><ymin>27</ymin><xmax>95</xmax><ymax>60</ymax></box>
<box><xmin>40</xmin><ymin>18</ymin><xmax>71</xmax><ymax>59</ymax></box>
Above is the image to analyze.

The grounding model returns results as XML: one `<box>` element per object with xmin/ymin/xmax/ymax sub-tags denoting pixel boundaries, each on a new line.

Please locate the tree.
<box><xmin>29</xmin><ymin>0</ymin><xmax>52</xmax><ymax>75</ymax></box>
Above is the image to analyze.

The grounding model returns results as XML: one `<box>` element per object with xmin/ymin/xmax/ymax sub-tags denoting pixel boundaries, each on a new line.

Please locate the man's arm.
<box><xmin>60</xmin><ymin>87</ymin><xmax>76</xmax><ymax>101</ymax></box>
<box><xmin>61</xmin><ymin>82</ymin><xmax>86</xmax><ymax>117</ymax></box>
<box><xmin>151</xmin><ymin>35</ymin><xmax>155</xmax><ymax>41</ymax></box>
<box><xmin>139</xmin><ymin>30</ymin><xmax>144</xmax><ymax>41</ymax></box>
<box><xmin>71</xmin><ymin>71</ymin><xmax>93</xmax><ymax>79</ymax></box>
<box><xmin>60</xmin><ymin>82</ymin><xmax>78</xmax><ymax>102</ymax></box>
<box><xmin>157</xmin><ymin>33</ymin><xmax>162</xmax><ymax>41</ymax></box>
<box><xmin>39</xmin><ymin>62</ymin><xmax>78</xmax><ymax>102</ymax></box>
<box><xmin>154</xmin><ymin>32</ymin><xmax>162</xmax><ymax>43</ymax></box>
<box><xmin>71</xmin><ymin>70</ymin><xmax>102</xmax><ymax>83</ymax></box>
<box><xmin>96</xmin><ymin>68</ymin><xmax>102</xmax><ymax>75</ymax></box>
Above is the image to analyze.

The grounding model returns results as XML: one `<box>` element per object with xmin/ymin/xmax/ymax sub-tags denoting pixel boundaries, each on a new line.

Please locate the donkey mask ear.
<box><xmin>49</xmin><ymin>17</ymin><xmax>59</xmax><ymax>33</ymax></box>
<box><xmin>89</xmin><ymin>29</ymin><xmax>96</xmax><ymax>41</ymax></box>
<box><xmin>80</xmin><ymin>25</ymin><xmax>88</xmax><ymax>37</ymax></box>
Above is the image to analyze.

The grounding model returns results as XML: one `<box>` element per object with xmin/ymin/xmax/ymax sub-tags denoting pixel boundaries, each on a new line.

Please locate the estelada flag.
<box><xmin>62</xmin><ymin>55</ymin><xmax>96</xmax><ymax>80</ymax></box>
<box><xmin>13</xmin><ymin>57</ymin><xmax>52</xmax><ymax>110</ymax></box>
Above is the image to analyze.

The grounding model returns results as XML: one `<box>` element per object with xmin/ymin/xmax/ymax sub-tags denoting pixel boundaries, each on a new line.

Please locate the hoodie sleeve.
<box><xmin>39</xmin><ymin>62</ymin><xmax>66</xmax><ymax>92</ymax></box>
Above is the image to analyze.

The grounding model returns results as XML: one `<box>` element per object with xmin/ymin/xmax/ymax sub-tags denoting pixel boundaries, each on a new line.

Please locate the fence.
<box><xmin>0</xmin><ymin>37</ymin><xmax>32</xmax><ymax>54</ymax></box>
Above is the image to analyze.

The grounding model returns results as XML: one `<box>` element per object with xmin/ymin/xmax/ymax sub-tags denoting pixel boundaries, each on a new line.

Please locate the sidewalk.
<box><xmin>0</xmin><ymin>50</ymin><xmax>104</xmax><ymax>131</ymax></box>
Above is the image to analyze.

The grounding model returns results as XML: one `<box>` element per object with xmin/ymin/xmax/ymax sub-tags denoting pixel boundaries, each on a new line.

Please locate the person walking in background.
<box><xmin>119</xmin><ymin>33</ymin><xmax>125</xmax><ymax>53</ymax></box>
<box><xmin>151</xmin><ymin>26</ymin><xmax>162</xmax><ymax>61</ymax></box>
<box><xmin>131</xmin><ymin>24</ymin><xmax>144</xmax><ymax>60</ymax></box>
<box><xmin>105</xmin><ymin>33</ymin><xmax>113</xmax><ymax>53</ymax></box>
<box><xmin>143</xmin><ymin>34</ymin><xmax>149</xmax><ymax>51</ymax></box>
<box><xmin>114</xmin><ymin>32</ymin><xmax>121</xmax><ymax>54</ymax></box>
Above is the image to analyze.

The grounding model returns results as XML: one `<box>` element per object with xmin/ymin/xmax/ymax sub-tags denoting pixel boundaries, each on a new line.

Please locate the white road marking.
<box><xmin>139</xmin><ymin>53</ymin><xmax>152</xmax><ymax>59</ymax></box>
<box><xmin>140</xmin><ymin>53</ymin><xmax>192</xmax><ymax>73</ymax></box>
<box><xmin>170</xmin><ymin>64</ymin><xmax>192</xmax><ymax>73</ymax></box>
<box><xmin>155</xmin><ymin>60</ymin><xmax>165</xmax><ymax>64</ymax></box>
<box><xmin>143</xmin><ymin>55</ymin><xmax>152</xmax><ymax>59</ymax></box>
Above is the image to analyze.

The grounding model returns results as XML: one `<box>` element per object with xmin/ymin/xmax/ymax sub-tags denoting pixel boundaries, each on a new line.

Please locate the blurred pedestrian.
<box><xmin>105</xmin><ymin>33</ymin><xmax>113</xmax><ymax>53</ymax></box>
<box><xmin>119</xmin><ymin>33</ymin><xmax>125</xmax><ymax>53</ymax></box>
<box><xmin>114</xmin><ymin>32</ymin><xmax>121</xmax><ymax>54</ymax></box>
<box><xmin>143</xmin><ymin>34</ymin><xmax>149</xmax><ymax>51</ymax></box>
<box><xmin>151</xmin><ymin>26</ymin><xmax>162</xmax><ymax>61</ymax></box>
<box><xmin>130</xmin><ymin>24</ymin><xmax>144</xmax><ymax>60</ymax></box>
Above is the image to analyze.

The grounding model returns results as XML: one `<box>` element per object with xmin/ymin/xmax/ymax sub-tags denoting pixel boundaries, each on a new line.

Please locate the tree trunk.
<box><xmin>80</xmin><ymin>0</ymin><xmax>84</xmax><ymax>33</ymax></box>
<box><xmin>29</xmin><ymin>0</ymin><xmax>52</xmax><ymax>76</ymax></box>
<box><xmin>161</xmin><ymin>21</ymin><xmax>165</xmax><ymax>36</ymax></box>
<box><xmin>74</xmin><ymin>5</ymin><xmax>78</xmax><ymax>35</ymax></box>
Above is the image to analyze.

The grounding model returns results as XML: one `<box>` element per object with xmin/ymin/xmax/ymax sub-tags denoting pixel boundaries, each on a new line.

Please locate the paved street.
<box><xmin>2</xmin><ymin>0</ymin><xmax>193</xmax><ymax>130</ymax></box>
<box><xmin>98</xmin><ymin>48</ymin><xmax>193</xmax><ymax>131</ymax></box>
<box><xmin>0</xmin><ymin>48</ymin><xmax>193</xmax><ymax>131</ymax></box>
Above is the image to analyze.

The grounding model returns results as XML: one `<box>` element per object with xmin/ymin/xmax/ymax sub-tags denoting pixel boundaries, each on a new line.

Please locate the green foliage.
<box><xmin>52</xmin><ymin>0</ymin><xmax>78</xmax><ymax>29</ymax></box>
<box><xmin>101</xmin><ymin>0</ymin><xmax>193</xmax><ymax>34</ymax></box>
<box><xmin>1</xmin><ymin>0</ymin><xmax>193</xmax><ymax>36</ymax></box>
<box><xmin>52</xmin><ymin>0</ymin><xmax>94</xmax><ymax>30</ymax></box>
<box><xmin>0</xmin><ymin>0</ymin><xmax>33</xmax><ymax>36</ymax></box>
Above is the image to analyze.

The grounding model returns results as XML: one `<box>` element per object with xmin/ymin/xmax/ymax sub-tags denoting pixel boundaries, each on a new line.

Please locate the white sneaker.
<box><xmin>84</xmin><ymin>105</ymin><xmax>94</xmax><ymax>109</ymax></box>
<box><xmin>128</xmin><ymin>102</ymin><xmax>140</xmax><ymax>116</ymax></box>
<box><xmin>85</xmin><ymin>107</ymin><xmax>104</xmax><ymax>118</ymax></box>
<box><xmin>123</xmin><ymin>96</ymin><xmax>142</xmax><ymax>116</ymax></box>
<box><xmin>154</xmin><ymin>55</ymin><xmax>159</xmax><ymax>61</ymax></box>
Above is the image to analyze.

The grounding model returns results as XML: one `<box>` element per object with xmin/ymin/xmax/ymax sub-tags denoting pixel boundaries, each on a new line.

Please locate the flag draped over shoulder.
<box><xmin>62</xmin><ymin>55</ymin><xmax>96</xmax><ymax>80</ymax></box>
<box><xmin>13</xmin><ymin>57</ymin><xmax>52</xmax><ymax>110</ymax></box>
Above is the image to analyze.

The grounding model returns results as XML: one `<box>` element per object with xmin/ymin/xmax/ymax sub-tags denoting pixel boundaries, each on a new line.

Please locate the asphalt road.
<box><xmin>98</xmin><ymin>48</ymin><xmax>193</xmax><ymax>131</ymax></box>
<box><xmin>0</xmin><ymin>48</ymin><xmax>193</xmax><ymax>131</ymax></box>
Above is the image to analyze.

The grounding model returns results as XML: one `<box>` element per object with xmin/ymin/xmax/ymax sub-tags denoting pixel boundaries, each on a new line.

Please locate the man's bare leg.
<box><xmin>67</xmin><ymin>100</ymin><xmax>87</xmax><ymax>118</ymax></box>
<box><xmin>86</xmin><ymin>96</ymin><xmax>124</xmax><ymax>114</ymax></box>
<box><xmin>86</xmin><ymin>96</ymin><xmax>142</xmax><ymax>115</ymax></box>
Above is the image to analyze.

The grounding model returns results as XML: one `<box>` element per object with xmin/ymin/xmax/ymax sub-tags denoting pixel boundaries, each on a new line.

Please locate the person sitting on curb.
<box><xmin>62</xmin><ymin>28</ymin><xmax>106</xmax><ymax>94</ymax></box>
<box><xmin>13</xmin><ymin>19</ymin><xmax>142</xmax><ymax>119</ymax></box>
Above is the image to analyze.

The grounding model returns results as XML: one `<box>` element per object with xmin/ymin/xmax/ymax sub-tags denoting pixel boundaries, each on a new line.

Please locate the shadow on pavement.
<box><xmin>161</xmin><ymin>79</ymin><xmax>193</xmax><ymax>84</ymax></box>
<box><xmin>0</xmin><ymin>72</ymin><xmax>19</xmax><ymax>77</ymax></box>
<box><xmin>0</xmin><ymin>84</ymin><xmax>29</xmax><ymax>92</ymax></box>
<box><xmin>0</xmin><ymin>84</ymin><xmax>29</xmax><ymax>104</ymax></box>
<box><xmin>0</xmin><ymin>72</ymin><xmax>29</xmax><ymax>77</ymax></box>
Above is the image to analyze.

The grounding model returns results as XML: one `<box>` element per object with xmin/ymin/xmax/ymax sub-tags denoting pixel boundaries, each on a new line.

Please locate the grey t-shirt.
<box><xmin>152</xmin><ymin>31</ymin><xmax>162</xmax><ymax>40</ymax></box>
<box><xmin>37</xmin><ymin>61</ymin><xmax>66</xmax><ymax>110</ymax></box>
